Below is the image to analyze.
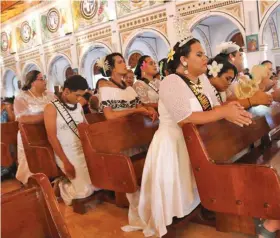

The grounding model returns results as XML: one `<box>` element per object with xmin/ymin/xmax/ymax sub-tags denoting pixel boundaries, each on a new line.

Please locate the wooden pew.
<box><xmin>19</xmin><ymin>123</ymin><xmax>60</xmax><ymax>178</ymax></box>
<box><xmin>78</xmin><ymin>115</ymin><xmax>159</xmax><ymax>207</ymax></box>
<box><xmin>183</xmin><ymin>114</ymin><xmax>280</xmax><ymax>236</ymax></box>
<box><xmin>1</xmin><ymin>121</ymin><xmax>18</xmax><ymax>167</ymax></box>
<box><xmin>85</xmin><ymin>113</ymin><xmax>106</xmax><ymax>124</ymax></box>
<box><xmin>1</xmin><ymin>173</ymin><xmax>71</xmax><ymax>238</ymax></box>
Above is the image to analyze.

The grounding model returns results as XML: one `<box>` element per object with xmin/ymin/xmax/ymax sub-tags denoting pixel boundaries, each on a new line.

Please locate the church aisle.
<box><xmin>2</xmin><ymin>179</ymin><xmax>253</xmax><ymax>238</ymax></box>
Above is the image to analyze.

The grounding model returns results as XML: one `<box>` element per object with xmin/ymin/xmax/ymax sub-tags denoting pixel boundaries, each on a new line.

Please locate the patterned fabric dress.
<box><xmin>133</xmin><ymin>79</ymin><xmax>160</xmax><ymax>104</ymax></box>
<box><xmin>122</xmin><ymin>73</ymin><xmax>220</xmax><ymax>237</ymax></box>
<box><xmin>99</xmin><ymin>86</ymin><xmax>141</xmax><ymax>112</ymax></box>
<box><xmin>14</xmin><ymin>91</ymin><xmax>55</xmax><ymax>184</ymax></box>
<box><xmin>98</xmin><ymin>86</ymin><xmax>144</xmax><ymax>157</ymax></box>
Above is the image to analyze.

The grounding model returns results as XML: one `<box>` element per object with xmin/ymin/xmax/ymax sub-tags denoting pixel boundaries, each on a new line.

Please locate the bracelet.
<box><xmin>248</xmin><ymin>98</ymin><xmax>252</xmax><ymax>107</ymax></box>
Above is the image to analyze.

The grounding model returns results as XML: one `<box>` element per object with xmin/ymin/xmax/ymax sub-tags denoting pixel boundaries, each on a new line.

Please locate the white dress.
<box><xmin>133</xmin><ymin>79</ymin><xmax>160</xmax><ymax>104</ymax></box>
<box><xmin>14</xmin><ymin>91</ymin><xmax>55</xmax><ymax>184</ymax></box>
<box><xmin>52</xmin><ymin>102</ymin><xmax>95</xmax><ymax>205</ymax></box>
<box><xmin>122</xmin><ymin>74</ymin><xmax>220</xmax><ymax>237</ymax></box>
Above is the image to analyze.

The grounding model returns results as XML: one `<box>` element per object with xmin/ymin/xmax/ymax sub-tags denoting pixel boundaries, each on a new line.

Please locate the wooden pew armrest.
<box><xmin>85</xmin><ymin>152</ymin><xmax>138</xmax><ymax>193</ymax></box>
<box><xmin>27</xmin><ymin>174</ymin><xmax>71</xmax><ymax>237</ymax></box>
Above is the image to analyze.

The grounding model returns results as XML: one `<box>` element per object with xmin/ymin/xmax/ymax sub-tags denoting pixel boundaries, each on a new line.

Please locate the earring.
<box><xmin>183</xmin><ymin>61</ymin><xmax>188</xmax><ymax>75</ymax></box>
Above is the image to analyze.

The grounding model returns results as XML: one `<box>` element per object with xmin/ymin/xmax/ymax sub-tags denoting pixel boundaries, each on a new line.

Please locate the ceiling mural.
<box><xmin>72</xmin><ymin>0</ymin><xmax>109</xmax><ymax>32</ymax></box>
<box><xmin>116</xmin><ymin>0</ymin><xmax>165</xmax><ymax>18</ymax></box>
<box><xmin>41</xmin><ymin>7</ymin><xmax>72</xmax><ymax>43</ymax></box>
<box><xmin>15</xmin><ymin>18</ymin><xmax>38</xmax><ymax>52</ymax></box>
<box><xmin>0</xmin><ymin>29</ymin><xmax>15</xmax><ymax>56</ymax></box>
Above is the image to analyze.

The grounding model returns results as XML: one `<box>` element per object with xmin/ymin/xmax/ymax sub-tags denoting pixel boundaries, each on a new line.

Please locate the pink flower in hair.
<box><xmin>140</xmin><ymin>61</ymin><xmax>148</xmax><ymax>70</ymax></box>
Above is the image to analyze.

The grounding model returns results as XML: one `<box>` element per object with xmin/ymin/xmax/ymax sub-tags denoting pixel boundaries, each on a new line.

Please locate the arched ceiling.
<box><xmin>1</xmin><ymin>1</ymin><xmax>41</xmax><ymax>23</ymax></box>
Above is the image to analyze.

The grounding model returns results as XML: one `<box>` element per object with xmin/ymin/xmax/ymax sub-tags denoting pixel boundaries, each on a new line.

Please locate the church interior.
<box><xmin>1</xmin><ymin>0</ymin><xmax>280</xmax><ymax>237</ymax></box>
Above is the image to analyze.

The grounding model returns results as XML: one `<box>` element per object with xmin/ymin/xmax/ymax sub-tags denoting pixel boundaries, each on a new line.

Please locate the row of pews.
<box><xmin>1</xmin><ymin>104</ymin><xmax>280</xmax><ymax>237</ymax></box>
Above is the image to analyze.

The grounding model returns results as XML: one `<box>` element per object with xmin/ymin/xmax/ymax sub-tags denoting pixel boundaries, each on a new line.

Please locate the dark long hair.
<box><xmin>167</xmin><ymin>38</ymin><xmax>200</xmax><ymax>73</ymax></box>
<box><xmin>158</xmin><ymin>58</ymin><xmax>169</xmax><ymax>77</ymax></box>
<box><xmin>134</xmin><ymin>55</ymin><xmax>150</xmax><ymax>80</ymax></box>
<box><xmin>99</xmin><ymin>53</ymin><xmax>125</xmax><ymax>77</ymax></box>
<box><xmin>22</xmin><ymin>70</ymin><xmax>41</xmax><ymax>91</ymax></box>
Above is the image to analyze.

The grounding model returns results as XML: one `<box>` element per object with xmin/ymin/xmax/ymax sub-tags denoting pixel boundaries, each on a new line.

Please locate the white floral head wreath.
<box><xmin>216</xmin><ymin>41</ymin><xmax>240</xmax><ymax>55</ymax></box>
<box><xmin>96</xmin><ymin>57</ymin><xmax>110</xmax><ymax>77</ymax></box>
<box><xmin>207</xmin><ymin>61</ymin><xmax>223</xmax><ymax>77</ymax></box>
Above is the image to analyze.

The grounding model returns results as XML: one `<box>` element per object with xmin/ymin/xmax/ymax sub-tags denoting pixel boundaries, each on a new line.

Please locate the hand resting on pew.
<box><xmin>103</xmin><ymin>105</ymin><xmax>158</xmax><ymax>122</ymax></box>
<box><xmin>178</xmin><ymin>101</ymin><xmax>252</xmax><ymax>127</ymax></box>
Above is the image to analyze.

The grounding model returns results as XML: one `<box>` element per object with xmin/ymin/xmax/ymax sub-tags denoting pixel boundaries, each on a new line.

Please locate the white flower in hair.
<box><xmin>216</xmin><ymin>41</ymin><xmax>240</xmax><ymax>54</ymax></box>
<box><xmin>207</xmin><ymin>61</ymin><xmax>223</xmax><ymax>77</ymax></box>
<box><xmin>96</xmin><ymin>57</ymin><xmax>110</xmax><ymax>76</ymax></box>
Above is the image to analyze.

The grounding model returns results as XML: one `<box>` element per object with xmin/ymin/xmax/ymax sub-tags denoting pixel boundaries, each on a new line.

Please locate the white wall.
<box><xmin>3</xmin><ymin>70</ymin><xmax>19</xmax><ymax>97</ymax></box>
<box><xmin>126</xmin><ymin>35</ymin><xmax>169</xmax><ymax>62</ymax></box>
<box><xmin>82</xmin><ymin>48</ymin><xmax>108</xmax><ymax>88</ymax></box>
<box><xmin>209</xmin><ymin>22</ymin><xmax>239</xmax><ymax>56</ymax></box>
<box><xmin>48</xmin><ymin>57</ymin><xmax>70</xmax><ymax>91</ymax></box>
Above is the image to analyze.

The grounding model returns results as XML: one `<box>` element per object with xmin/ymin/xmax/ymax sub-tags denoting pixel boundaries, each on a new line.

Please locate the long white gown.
<box><xmin>122</xmin><ymin>74</ymin><xmax>220</xmax><ymax>237</ymax></box>
<box><xmin>52</xmin><ymin>102</ymin><xmax>95</xmax><ymax>205</ymax></box>
<box><xmin>14</xmin><ymin>91</ymin><xmax>55</xmax><ymax>184</ymax></box>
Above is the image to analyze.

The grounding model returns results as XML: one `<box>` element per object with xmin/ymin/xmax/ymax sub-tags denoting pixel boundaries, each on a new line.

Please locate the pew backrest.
<box><xmin>85</xmin><ymin>113</ymin><xmax>106</xmax><ymax>124</ymax></box>
<box><xmin>1</xmin><ymin>121</ymin><xmax>18</xmax><ymax>167</ymax></box>
<box><xmin>1</xmin><ymin>173</ymin><xmax>71</xmax><ymax>238</ymax></box>
<box><xmin>197</xmin><ymin>116</ymin><xmax>271</xmax><ymax>163</ymax></box>
<box><xmin>78</xmin><ymin>115</ymin><xmax>159</xmax><ymax>193</ymax></box>
<box><xmin>183</xmin><ymin>116</ymin><xmax>280</xmax><ymax>219</ymax></box>
<box><xmin>19</xmin><ymin>123</ymin><xmax>59</xmax><ymax>178</ymax></box>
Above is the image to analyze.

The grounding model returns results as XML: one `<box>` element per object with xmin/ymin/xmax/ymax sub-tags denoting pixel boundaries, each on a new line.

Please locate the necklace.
<box><xmin>28</xmin><ymin>90</ymin><xmax>47</xmax><ymax>103</ymax></box>
<box><xmin>141</xmin><ymin>78</ymin><xmax>159</xmax><ymax>93</ymax></box>
<box><xmin>59</xmin><ymin>97</ymin><xmax>77</xmax><ymax>111</ymax></box>
<box><xmin>110</xmin><ymin>78</ymin><xmax>126</xmax><ymax>90</ymax></box>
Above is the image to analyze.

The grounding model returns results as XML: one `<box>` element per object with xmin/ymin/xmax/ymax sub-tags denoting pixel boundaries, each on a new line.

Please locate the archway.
<box><xmin>80</xmin><ymin>44</ymin><xmax>111</xmax><ymax>89</ymax></box>
<box><xmin>191</xmin><ymin>15</ymin><xmax>245</xmax><ymax>57</ymax></box>
<box><xmin>2</xmin><ymin>69</ymin><xmax>19</xmax><ymax>97</ymax></box>
<box><xmin>261</xmin><ymin>5</ymin><xmax>280</xmax><ymax>67</ymax></box>
<box><xmin>47</xmin><ymin>54</ymin><xmax>72</xmax><ymax>92</ymax></box>
<box><xmin>123</xmin><ymin>29</ymin><xmax>170</xmax><ymax>64</ymax></box>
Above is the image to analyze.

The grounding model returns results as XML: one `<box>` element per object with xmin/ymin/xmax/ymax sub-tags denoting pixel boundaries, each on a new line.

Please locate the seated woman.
<box><xmin>133</xmin><ymin>55</ymin><xmax>161</xmax><ymax>109</ymax></box>
<box><xmin>216</xmin><ymin>42</ymin><xmax>273</xmax><ymax>108</ymax></box>
<box><xmin>158</xmin><ymin>58</ymin><xmax>170</xmax><ymax>80</ymax></box>
<box><xmin>122</xmin><ymin>36</ymin><xmax>252</xmax><ymax>237</ymax></box>
<box><xmin>97</xmin><ymin>53</ymin><xmax>157</xmax><ymax>121</ymax></box>
<box><xmin>124</xmin><ymin>69</ymin><xmax>135</xmax><ymax>87</ymax></box>
<box><xmin>14</xmin><ymin>70</ymin><xmax>55</xmax><ymax>184</ymax></box>
<box><xmin>206</xmin><ymin>57</ymin><xmax>238</xmax><ymax>104</ymax></box>
<box><xmin>1</xmin><ymin>98</ymin><xmax>15</xmax><ymax>123</ymax></box>
<box><xmin>1</xmin><ymin>98</ymin><xmax>16</xmax><ymax>180</ymax></box>
<box><xmin>44</xmin><ymin>75</ymin><xmax>97</xmax><ymax>205</ymax></box>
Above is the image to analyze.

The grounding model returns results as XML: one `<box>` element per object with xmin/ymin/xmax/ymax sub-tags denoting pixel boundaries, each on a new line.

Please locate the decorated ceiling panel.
<box><xmin>116</xmin><ymin>0</ymin><xmax>165</xmax><ymax>18</ymax></box>
<box><xmin>0</xmin><ymin>28</ymin><xmax>15</xmax><ymax>57</ymax></box>
<box><xmin>72</xmin><ymin>0</ymin><xmax>109</xmax><ymax>32</ymax></box>
<box><xmin>15</xmin><ymin>18</ymin><xmax>39</xmax><ymax>52</ymax></box>
<box><xmin>41</xmin><ymin>7</ymin><xmax>73</xmax><ymax>43</ymax></box>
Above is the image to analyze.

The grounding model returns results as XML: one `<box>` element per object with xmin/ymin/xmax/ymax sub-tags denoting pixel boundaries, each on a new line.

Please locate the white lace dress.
<box><xmin>14</xmin><ymin>91</ymin><xmax>56</xmax><ymax>184</ymax></box>
<box><xmin>122</xmin><ymin>74</ymin><xmax>220</xmax><ymax>237</ymax></box>
<box><xmin>133</xmin><ymin>79</ymin><xmax>160</xmax><ymax>104</ymax></box>
<box><xmin>52</xmin><ymin>102</ymin><xmax>95</xmax><ymax>205</ymax></box>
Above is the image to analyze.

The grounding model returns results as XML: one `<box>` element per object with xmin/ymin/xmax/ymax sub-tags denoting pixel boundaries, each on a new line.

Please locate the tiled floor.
<box><xmin>1</xmin><ymin>179</ymin><xmax>253</xmax><ymax>238</ymax></box>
